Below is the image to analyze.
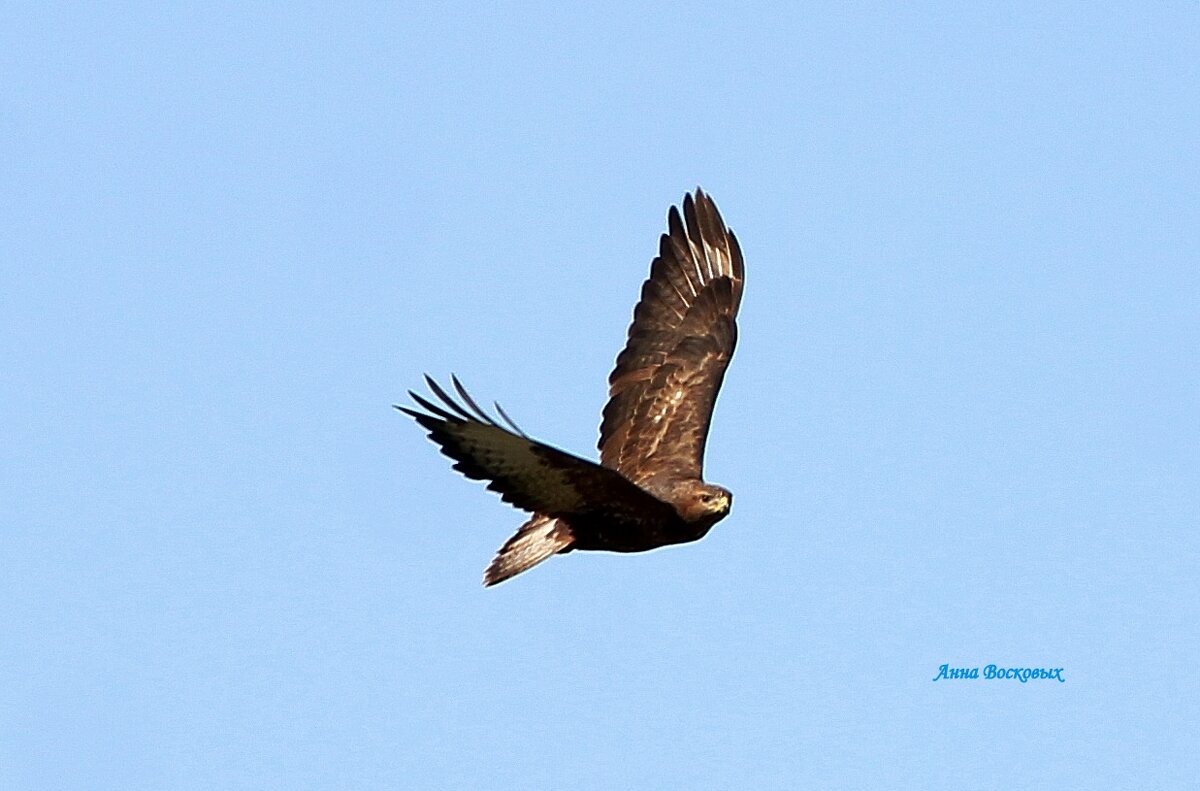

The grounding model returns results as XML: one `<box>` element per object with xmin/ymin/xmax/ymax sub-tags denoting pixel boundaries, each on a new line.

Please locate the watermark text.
<box><xmin>932</xmin><ymin>664</ymin><xmax>1065</xmax><ymax>683</ymax></box>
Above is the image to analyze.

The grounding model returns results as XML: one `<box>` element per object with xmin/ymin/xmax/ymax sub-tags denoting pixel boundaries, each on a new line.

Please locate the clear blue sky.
<box><xmin>3</xmin><ymin>3</ymin><xmax>1198</xmax><ymax>789</ymax></box>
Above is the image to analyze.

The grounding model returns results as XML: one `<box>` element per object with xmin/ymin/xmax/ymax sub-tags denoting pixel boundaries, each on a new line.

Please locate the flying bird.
<box><xmin>399</xmin><ymin>189</ymin><xmax>745</xmax><ymax>585</ymax></box>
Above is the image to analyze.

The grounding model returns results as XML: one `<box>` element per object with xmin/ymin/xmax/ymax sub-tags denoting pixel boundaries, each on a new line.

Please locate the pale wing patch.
<box><xmin>649</xmin><ymin>387</ymin><xmax>687</xmax><ymax>425</ymax></box>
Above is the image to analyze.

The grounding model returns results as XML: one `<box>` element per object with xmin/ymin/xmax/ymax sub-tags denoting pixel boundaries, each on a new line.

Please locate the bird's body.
<box><xmin>400</xmin><ymin>189</ymin><xmax>744</xmax><ymax>585</ymax></box>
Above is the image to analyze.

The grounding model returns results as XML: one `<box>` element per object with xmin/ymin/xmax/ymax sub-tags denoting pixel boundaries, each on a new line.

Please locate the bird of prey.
<box><xmin>399</xmin><ymin>189</ymin><xmax>744</xmax><ymax>585</ymax></box>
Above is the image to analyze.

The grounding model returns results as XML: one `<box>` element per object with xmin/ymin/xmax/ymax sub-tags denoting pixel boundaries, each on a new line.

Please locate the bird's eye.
<box><xmin>700</xmin><ymin>493</ymin><xmax>712</xmax><ymax>502</ymax></box>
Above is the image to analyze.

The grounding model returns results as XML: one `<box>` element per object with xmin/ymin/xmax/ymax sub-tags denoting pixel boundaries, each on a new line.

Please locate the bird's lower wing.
<box><xmin>399</xmin><ymin>376</ymin><xmax>678</xmax><ymax>523</ymax></box>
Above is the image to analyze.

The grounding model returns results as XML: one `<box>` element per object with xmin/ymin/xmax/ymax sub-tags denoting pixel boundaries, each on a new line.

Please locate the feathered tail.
<box><xmin>484</xmin><ymin>515</ymin><xmax>574</xmax><ymax>586</ymax></box>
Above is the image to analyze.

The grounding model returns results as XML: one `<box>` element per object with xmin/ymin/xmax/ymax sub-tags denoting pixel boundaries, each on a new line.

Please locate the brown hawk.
<box><xmin>399</xmin><ymin>189</ymin><xmax>744</xmax><ymax>585</ymax></box>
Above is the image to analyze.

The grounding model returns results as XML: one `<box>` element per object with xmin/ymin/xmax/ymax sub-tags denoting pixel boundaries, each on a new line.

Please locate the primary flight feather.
<box><xmin>399</xmin><ymin>189</ymin><xmax>745</xmax><ymax>585</ymax></box>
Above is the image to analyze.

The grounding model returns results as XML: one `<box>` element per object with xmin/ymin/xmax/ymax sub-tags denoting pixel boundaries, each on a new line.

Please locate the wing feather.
<box><xmin>399</xmin><ymin>378</ymin><xmax>678</xmax><ymax>522</ymax></box>
<box><xmin>598</xmin><ymin>189</ymin><xmax>744</xmax><ymax>482</ymax></box>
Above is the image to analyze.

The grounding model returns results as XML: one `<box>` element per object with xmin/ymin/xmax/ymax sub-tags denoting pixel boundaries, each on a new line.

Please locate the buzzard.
<box><xmin>399</xmin><ymin>189</ymin><xmax>744</xmax><ymax>585</ymax></box>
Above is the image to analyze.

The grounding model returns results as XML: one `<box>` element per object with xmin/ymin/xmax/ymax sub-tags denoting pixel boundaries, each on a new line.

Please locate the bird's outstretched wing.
<box><xmin>398</xmin><ymin>376</ymin><xmax>679</xmax><ymax>523</ymax></box>
<box><xmin>598</xmin><ymin>189</ymin><xmax>745</xmax><ymax>483</ymax></box>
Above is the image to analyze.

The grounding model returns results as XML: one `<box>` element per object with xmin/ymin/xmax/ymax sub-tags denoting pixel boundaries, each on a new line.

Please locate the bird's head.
<box><xmin>678</xmin><ymin>481</ymin><xmax>733</xmax><ymax>524</ymax></box>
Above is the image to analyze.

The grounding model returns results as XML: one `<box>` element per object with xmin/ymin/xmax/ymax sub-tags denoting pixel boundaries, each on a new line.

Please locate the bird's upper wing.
<box><xmin>598</xmin><ymin>189</ymin><xmax>744</xmax><ymax>483</ymax></box>
<box><xmin>399</xmin><ymin>376</ymin><xmax>679</xmax><ymax>524</ymax></box>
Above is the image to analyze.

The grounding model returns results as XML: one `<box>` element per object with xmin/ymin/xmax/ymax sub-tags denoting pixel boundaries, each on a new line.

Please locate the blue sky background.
<box><xmin>3</xmin><ymin>2</ymin><xmax>1198</xmax><ymax>789</ymax></box>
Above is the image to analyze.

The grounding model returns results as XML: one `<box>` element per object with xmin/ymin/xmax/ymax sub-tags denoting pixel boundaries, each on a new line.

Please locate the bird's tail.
<box><xmin>484</xmin><ymin>515</ymin><xmax>574</xmax><ymax>586</ymax></box>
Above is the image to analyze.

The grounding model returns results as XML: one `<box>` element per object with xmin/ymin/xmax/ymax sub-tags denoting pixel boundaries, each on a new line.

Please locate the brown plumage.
<box><xmin>399</xmin><ymin>189</ymin><xmax>744</xmax><ymax>585</ymax></box>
